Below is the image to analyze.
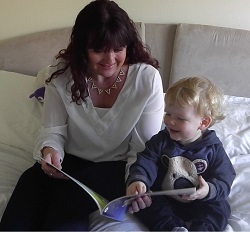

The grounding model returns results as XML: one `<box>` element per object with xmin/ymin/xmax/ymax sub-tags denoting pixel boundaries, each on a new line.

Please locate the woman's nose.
<box><xmin>103</xmin><ymin>51</ymin><xmax>115</xmax><ymax>61</ymax></box>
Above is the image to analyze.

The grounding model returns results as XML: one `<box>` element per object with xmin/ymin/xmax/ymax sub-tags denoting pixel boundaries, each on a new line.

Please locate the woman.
<box><xmin>0</xmin><ymin>0</ymin><xmax>164</xmax><ymax>230</ymax></box>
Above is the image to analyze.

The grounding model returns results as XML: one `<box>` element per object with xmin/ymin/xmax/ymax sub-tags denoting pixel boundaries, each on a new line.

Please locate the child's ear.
<box><xmin>199</xmin><ymin>116</ymin><xmax>212</xmax><ymax>130</ymax></box>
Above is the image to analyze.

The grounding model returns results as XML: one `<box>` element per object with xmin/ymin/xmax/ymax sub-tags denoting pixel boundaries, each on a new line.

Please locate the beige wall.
<box><xmin>1</xmin><ymin>0</ymin><xmax>250</xmax><ymax>40</ymax></box>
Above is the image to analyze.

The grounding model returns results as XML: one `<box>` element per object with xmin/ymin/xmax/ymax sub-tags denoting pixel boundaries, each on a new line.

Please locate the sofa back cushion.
<box><xmin>144</xmin><ymin>23</ymin><xmax>177</xmax><ymax>92</ymax></box>
<box><xmin>0</xmin><ymin>22</ymin><xmax>145</xmax><ymax>77</ymax></box>
<box><xmin>170</xmin><ymin>23</ymin><xmax>250</xmax><ymax>97</ymax></box>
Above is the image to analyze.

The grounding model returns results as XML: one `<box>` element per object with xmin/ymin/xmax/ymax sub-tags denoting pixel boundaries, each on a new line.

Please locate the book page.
<box><xmin>102</xmin><ymin>187</ymin><xmax>196</xmax><ymax>221</ymax></box>
<box><xmin>36</xmin><ymin>156</ymin><xmax>109</xmax><ymax>212</ymax></box>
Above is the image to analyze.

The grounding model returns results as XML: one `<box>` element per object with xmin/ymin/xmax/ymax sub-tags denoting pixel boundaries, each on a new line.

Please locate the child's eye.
<box><xmin>164</xmin><ymin>112</ymin><xmax>170</xmax><ymax>117</ymax></box>
<box><xmin>177</xmin><ymin>117</ymin><xmax>187</xmax><ymax>121</ymax></box>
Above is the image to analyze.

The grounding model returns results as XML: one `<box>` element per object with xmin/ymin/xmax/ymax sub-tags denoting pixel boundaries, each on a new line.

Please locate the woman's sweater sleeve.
<box><xmin>125</xmin><ymin>69</ymin><xmax>164</xmax><ymax>180</ymax></box>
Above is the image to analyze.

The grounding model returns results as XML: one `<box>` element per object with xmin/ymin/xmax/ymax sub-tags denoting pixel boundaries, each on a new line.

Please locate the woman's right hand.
<box><xmin>41</xmin><ymin>147</ymin><xmax>67</xmax><ymax>179</ymax></box>
<box><xmin>126</xmin><ymin>181</ymin><xmax>152</xmax><ymax>214</ymax></box>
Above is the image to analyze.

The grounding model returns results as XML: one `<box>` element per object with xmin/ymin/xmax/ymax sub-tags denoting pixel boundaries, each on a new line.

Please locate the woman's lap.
<box><xmin>89</xmin><ymin>210</ymin><xmax>148</xmax><ymax>231</ymax></box>
<box><xmin>1</xmin><ymin>155</ymin><xmax>144</xmax><ymax>231</ymax></box>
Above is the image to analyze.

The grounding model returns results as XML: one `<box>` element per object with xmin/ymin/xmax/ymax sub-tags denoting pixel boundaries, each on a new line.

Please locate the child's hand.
<box><xmin>126</xmin><ymin>181</ymin><xmax>146</xmax><ymax>195</ymax></box>
<box><xmin>181</xmin><ymin>176</ymin><xmax>209</xmax><ymax>201</ymax></box>
<box><xmin>126</xmin><ymin>181</ymin><xmax>151</xmax><ymax>214</ymax></box>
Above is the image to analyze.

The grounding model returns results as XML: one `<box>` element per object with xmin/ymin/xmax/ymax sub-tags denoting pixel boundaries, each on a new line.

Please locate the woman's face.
<box><xmin>87</xmin><ymin>47</ymin><xmax>127</xmax><ymax>78</ymax></box>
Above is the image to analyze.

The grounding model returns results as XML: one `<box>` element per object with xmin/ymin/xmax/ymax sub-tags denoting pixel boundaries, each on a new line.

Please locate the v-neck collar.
<box><xmin>82</xmin><ymin>65</ymin><xmax>134</xmax><ymax>136</ymax></box>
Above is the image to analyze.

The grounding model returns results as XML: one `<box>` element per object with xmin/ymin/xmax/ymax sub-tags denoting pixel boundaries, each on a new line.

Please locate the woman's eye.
<box><xmin>93</xmin><ymin>49</ymin><xmax>103</xmax><ymax>53</ymax></box>
<box><xmin>114</xmin><ymin>47</ymin><xmax>124</xmax><ymax>53</ymax></box>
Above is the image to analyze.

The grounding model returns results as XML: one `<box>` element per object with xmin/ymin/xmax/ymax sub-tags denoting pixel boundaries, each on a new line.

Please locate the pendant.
<box><xmin>87</xmin><ymin>69</ymin><xmax>125</xmax><ymax>95</ymax></box>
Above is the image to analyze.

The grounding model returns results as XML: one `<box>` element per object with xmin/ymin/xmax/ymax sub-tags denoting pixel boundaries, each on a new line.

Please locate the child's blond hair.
<box><xmin>166</xmin><ymin>76</ymin><xmax>225</xmax><ymax>127</ymax></box>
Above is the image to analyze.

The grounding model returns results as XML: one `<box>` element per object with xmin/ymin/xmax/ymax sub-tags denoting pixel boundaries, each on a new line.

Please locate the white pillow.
<box><xmin>0</xmin><ymin>71</ymin><xmax>43</xmax><ymax>153</ymax></box>
<box><xmin>36</xmin><ymin>65</ymin><xmax>51</xmax><ymax>88</ymax></box>
<box><xmin>211</xmin><ymin>95</ymin><xmax>250</xmax><ymax>231</ymax></box>
<box><xmin>210</xmin><ymin>95</ymin><xmax>250</xmax><ymax>159</ymax></box>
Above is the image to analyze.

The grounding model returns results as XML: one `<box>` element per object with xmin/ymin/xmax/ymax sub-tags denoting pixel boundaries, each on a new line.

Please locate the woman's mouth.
<box><xmin>99</xmin><ymin>64</ymin><xmax>115</xmax><ymax>70</ymax></box>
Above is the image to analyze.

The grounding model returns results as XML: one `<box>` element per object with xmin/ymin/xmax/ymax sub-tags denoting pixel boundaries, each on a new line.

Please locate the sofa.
<box><xmin>0</xmin><ymin>22</ymin><xmax>249</xmax><ymax>231</ymax></box>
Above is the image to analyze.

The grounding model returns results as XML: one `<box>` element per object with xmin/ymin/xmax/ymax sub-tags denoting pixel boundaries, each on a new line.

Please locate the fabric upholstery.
<box><xmin>0</xmin><ymin>22</ymin><xmax>145</xmax><ymax>77</ymax></box>
<box><xmin>0</xmin><ymin>28</ymin><xmax>71</xmax><ymax>76</ymax></box>
<box><xmin>1</xmin><ymin>22</ymin><xmax>250</xmax><ymax>96</ymax></box>
<box><xmin>170</xmin><ymin>23</ymin><xmax>250</xmax><ymax>97</ymax></box>
<box><xmin>145</xmin><ymin>23</ymin><xmax>177</xmax><ymax>91</ymax></box>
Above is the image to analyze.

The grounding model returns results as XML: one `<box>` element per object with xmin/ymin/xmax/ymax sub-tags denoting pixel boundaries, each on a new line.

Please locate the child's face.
<box><xmin>164</xmin><ymin>100</ymin><xmax>204</xmax><ymax>145</ymax></box>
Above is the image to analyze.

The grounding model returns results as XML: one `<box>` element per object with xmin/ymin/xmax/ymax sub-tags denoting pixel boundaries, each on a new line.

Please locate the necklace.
<box><xmin>87</xmin><ymin>69</ymin><xmax>125</xmax><ymax>95</ymax></box>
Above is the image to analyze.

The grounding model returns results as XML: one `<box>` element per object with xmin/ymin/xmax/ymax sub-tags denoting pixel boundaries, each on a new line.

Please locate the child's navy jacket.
<box><xmin>127</xmin><ymin>128</ymin><xmax>236</xmax><ymax>202</ymax></box>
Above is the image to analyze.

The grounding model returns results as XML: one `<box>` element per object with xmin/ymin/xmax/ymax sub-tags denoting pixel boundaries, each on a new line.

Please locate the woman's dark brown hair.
<box><xmin>46</xmin><ymin>0</ymin><xmax>159</xmax><ymax>104</ymax></box>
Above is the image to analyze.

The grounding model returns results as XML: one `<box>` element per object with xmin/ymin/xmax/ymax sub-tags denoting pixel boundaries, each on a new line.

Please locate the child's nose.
<box><xmin>169</xmin><ymin>118</ymin><xmax>176</xmax><ymax>125</ymax></box>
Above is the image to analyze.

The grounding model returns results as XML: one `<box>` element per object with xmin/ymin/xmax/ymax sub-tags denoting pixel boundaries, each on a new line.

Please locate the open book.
<box><xmin>36</xmin><ymin>156</ymin><xmax>196</xmax><ymax>221</ymax></box>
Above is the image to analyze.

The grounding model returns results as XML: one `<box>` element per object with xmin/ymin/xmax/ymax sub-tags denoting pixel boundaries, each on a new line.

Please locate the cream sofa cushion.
<box><xmin>0</xmin><ymin>23</ymin><xmax>145</xmax><ymax>77</ymax></box>
<box><xmin>144</xmin><ymin>23</ymin><xmax>176</xmax><ymax>92</ymax></box>
<box><xmin>0</xmin><ymin>71</ymin><xmax>42</xmax><ymax>153</ymax></box>
<box><xmin>170</xmin><ymin>23</ymin><xmax>250</xmax><ymax>97</ymax></box>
